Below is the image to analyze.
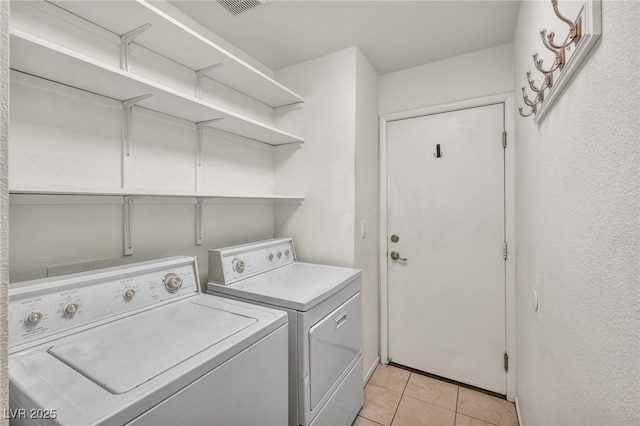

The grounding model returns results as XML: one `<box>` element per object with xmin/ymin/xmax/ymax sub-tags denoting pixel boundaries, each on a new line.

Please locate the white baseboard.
<box><xmin>515</xmin><ymin>396</ymin><xmax>524</xmax><ymax>426</ymax></box>
<box><xmin>364</xmin><ymin>356</ymin><xmax>380</xmax><ymax>385</ymax></box>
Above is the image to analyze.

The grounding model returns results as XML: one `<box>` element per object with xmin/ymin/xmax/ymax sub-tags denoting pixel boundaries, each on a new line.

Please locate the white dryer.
<box><xmin>8</xmin><ymin>256</ymin><xmax>288</xmax><ymax>426</ymax></box>
<box><xmin>207</xmin><ymin>238</ymin><xmax>363</xmax><ymax>426</ymax></box>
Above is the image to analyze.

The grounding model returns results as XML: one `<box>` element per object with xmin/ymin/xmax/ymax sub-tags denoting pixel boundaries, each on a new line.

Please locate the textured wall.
<box><xmin>513</xmin><ymin>1</ymin><xmax>640</xmax><ymax>424</ymax></box>
<box><xmin>1</xmin><ymin>0</ymin><xmax>9</xmax><ymax>422</ymax></box>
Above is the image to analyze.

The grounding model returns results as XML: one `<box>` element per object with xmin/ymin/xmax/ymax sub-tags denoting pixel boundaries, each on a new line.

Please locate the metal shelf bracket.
<box><xmin>274</xmin><ymin>102</ymin><xmax>305</xmax><ymax>114</ymax></box>
<box><xmin>122</xmin><ymin>94</ymin><xmax>153</xmax><ymax>157</ymax></box>
<box><xmin>196</xmin><ymin>118</ymin><xmax>224</xmax><ymax>167</ymax></box>
<box><xmin>123</xmin><ymin>196</ymin><xmax>135</xmax><ymax>256</ymax></box>
<box><xmin>195</xmin><ymin>63</ymin><xmax>223</xmax><ymax>99</ymax></box>
<box><xmin>195</xmin><ymin>197</ymin><xmax>204</xmax><ymax>245</ymax></box>
<box><xmin>120</xmin><ymin>23</ymin><xmax>152</xmax><ymax>72</ymax></box>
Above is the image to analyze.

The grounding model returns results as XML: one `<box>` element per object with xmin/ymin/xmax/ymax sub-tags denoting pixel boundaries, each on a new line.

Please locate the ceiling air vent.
<box><xmin>217</xmin><ymin>0</ymin><xmax>266</xmax><ymax>16</ymax></box>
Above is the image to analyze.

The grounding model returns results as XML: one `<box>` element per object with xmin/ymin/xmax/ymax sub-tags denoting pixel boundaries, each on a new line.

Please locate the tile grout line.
<box><xmin>389</xmin><ymin>371</ymin><xmax>411</xmax><ymax>425</ymax></box>
<box><xmin>401</xmin><ymin>371</ymin><xmax>411</xmax><ymax>394</ymax></box>
<box><xmin>454</xmin><ymin>385</ymin><xmax>460</xmax><ymax>425</ymax></box>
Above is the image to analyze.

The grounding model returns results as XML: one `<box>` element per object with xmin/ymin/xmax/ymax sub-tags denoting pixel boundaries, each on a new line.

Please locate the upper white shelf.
<box><xmin>10</xmin><ymin>30</ymin><xmax>304</xmax><ymax>146</ymax></box>
<box><xmin>9</xmin><ymin>185</ymin><xmax>305</xmax><ymax>202</ymax></box>
<box><xmin>50</xmin><ymin>0</ymin><xmax>304</xmax><ymax>108</ymax></box>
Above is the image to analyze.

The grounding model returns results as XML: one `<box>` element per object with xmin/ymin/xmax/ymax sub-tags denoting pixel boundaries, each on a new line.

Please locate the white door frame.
<box><xmin>379</xmin><ymin>92</ymin><xmax>516</xmax><ymax>401</ymax></box>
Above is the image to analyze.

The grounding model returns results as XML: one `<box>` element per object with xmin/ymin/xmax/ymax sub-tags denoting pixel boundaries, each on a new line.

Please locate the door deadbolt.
<box><xmin>390</xmin><ymin>251</ymin><xmax>407</xmax><ymax>261</ymax></box>
<box><xmin>390</xmin><ymin>234</ymin><xmax>399</xmax><ymax>243</ymax></box>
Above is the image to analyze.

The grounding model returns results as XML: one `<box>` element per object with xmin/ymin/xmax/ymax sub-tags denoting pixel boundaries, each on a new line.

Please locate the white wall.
<box><xmin>379</xmin><ymin>43</ymin><xmax>513</xmax><ymax>115</ymax></box>
<box><xmin>274</xmin><ymin>48</ymin><xmax>357</xmax><ymax>266</ymax></box>
<box><xmin>513</xmin><ymin>1</ymin><xmax>640</xmax><ymax>425</ymax></box>
<box><xmin>355</xmin><ymin>49</ymin><xmax>381</xmax><ymax>379</ymax></box>
<box><xmin>274</xmin><ymin>46</ymin><xmax>381</xmax><ymax>379</ymax></box>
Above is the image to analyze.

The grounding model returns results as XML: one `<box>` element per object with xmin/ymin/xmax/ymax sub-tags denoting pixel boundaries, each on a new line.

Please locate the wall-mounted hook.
<box><xmin>545</xmin><ymin>29</ymin><xmax>579</xmax><ymax>50</ymax></box>
<box><xmin>533</xmin><ymin>53</ymin><xmax>562</xmax><ymax>74</ymax></box>
<box><xmin>518</xmin><ymin>106</ymin><xmax>536</xmax><ymax>118</ymax></box>
<box><xmin>540</xmin><ymin>30</ymin><xmax>566</xmax><ymax>70</ymax></box>
<box><xmin>551</xmin><ymin>0</ymin><xmax>581</xmax><ymax>41</ymax></box>
<box><xmin>518</xmin><ymin>0</ymin><xmax>599</xmax><ymax>123</ymax></box>
<box><xmin>521</xmin><ymin>87</ymin><xmax>542</xmax><ymax>107</ymax></box>
<box><xmin>433</xmin><ymin>143</ymin><xmax>443</xmax><ymax>159</ymax></box>
<box><xmin>525</xmin><ymin>71</ymin><xmax>551</xmax><ymax>103</ymax></box>
<box><xmin>519</xmin><ymin>85</ymin><xmax>541</xmax><ymax>118</ymax></box>
<box><xmin>526</xmin><ymin>70</ymin><xmax>553</xmax><ymax>94</ymax></box>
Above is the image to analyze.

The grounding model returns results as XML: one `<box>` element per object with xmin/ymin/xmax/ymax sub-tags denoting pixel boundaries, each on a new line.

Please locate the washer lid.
<box><xmin>208</xmin><ymin>263</ymin><xmax>361</xmax><ymax>311</ymax></box>
<box><xmin>47</xmin><ymin>301</ymin><xmax>257</xmax><ymax>394</ymax></box>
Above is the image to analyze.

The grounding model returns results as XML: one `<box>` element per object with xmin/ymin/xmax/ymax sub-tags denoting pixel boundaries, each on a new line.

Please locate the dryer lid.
<box><xmin>208</xmin><ymin>262</ymin><xmax>361</xmax><ymax>311</ymax></box>
<box><xmin>48</xmin><ymin>301</ymin><xmax>257</xmax><ymax>394</ymax></box>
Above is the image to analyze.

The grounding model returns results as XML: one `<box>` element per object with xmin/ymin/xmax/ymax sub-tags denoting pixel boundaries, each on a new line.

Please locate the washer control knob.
<box><xmin>64</xmin><ymin>303</ymin><xmax>79</xmax><ymax>316</ymax></box>
<box><xmin>232</xmin><ymin>258</ymin><xmax>246</xmax><ymax>273</ymax></box>
<box><xmin>25</xmin><ymin>311</ymin><xmax>43</xmax><ymax>326</ymax></box>
<box><xmin>164</xmin><ymin>274</ymin><xmax>183</xmax><ymax>293</ymax></box>
<box><xmin>123</xmin><ymin>288</ymin><xmax>136</xmax><ymax>301</ymax></box>
<box><xmin>268</xmin><ymin>253</ymin><xmax>274</xmax><ymax>261</ymax></box>
<box><xmin>277</xmin><ymin>252</ymin><xmax>282</xmax><ymax>259</ymax></box>
<box><xmin>285</xmin><ymin>250</ymin><xmax>290</xmax><ymax>257</ymax></box>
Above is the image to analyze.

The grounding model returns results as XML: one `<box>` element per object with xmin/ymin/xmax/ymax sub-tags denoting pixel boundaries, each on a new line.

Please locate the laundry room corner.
<box><xmin>273</xmin><ymin>45</ymin><xmax>381</xmax><ymax>383</ymax></box>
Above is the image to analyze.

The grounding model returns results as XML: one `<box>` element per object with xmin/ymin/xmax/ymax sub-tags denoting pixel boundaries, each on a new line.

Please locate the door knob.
<box><xmin>390</xmin><ymin>251</ymin><xmax>407</xmax><ymax>261</ymax></box>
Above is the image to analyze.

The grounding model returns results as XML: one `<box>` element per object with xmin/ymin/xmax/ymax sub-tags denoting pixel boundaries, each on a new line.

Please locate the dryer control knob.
<box><xmin>64</xmin><ymin>303</ymin><xmax>79</xmax><ymax>316</ymax></box>
<box><xmin>123</xmin><ymin>288</ymin><xmax>136</xmax><ymax>301</ymax></box>
<box><xmin>25</xmin><ymin>311</ymin><xmax>43</xmax><ymax>326</ymax></box>
<box><xmin>164</xmin><ymin>274</ymin><xmax>183</xmax><ymax>293</ymax></box>
<box><xmin>232</xmin><ymin>258</ymin><xmax>246</xmax><ymax>273</ymax></box>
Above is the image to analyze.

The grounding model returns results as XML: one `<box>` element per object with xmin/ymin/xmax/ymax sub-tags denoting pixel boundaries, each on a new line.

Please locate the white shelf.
<box><xmin>9</xmin><ymin>185</ymin><xmax>305</xmax><ymax>202</ymax></box>
<box><xmin>50</xmin><ymin>0</ymin><xmax>304</xmax><ymax>108</ymax></box>
<box><xmin>10</xmin><ymin>30</ymin><xmax>304</xmax><ymax>146</ymax></box>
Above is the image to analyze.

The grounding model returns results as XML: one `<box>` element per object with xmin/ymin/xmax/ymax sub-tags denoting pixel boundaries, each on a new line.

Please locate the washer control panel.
<box><xmin>208</xmin><ymin>238</ymin><xmax>296</xmax><ymax>286</ymax></box>
<box><xmin>8</xmin><ymin>256</ymin><xmax>199</xmax><ymax>350</ymax></box>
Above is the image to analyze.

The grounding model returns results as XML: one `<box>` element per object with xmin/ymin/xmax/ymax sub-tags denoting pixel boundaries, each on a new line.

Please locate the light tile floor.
<box><xmin>354</xmin><ymin>364</ymin><xmax>518</xmax><ymax>426</ymax></box>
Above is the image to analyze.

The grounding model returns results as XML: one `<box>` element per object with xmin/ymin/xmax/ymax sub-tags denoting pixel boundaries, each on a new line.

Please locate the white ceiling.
<box><xmin>170</xmin><ymin>0</ymin><xmax>521</xmax><ymax>76</ymax></box>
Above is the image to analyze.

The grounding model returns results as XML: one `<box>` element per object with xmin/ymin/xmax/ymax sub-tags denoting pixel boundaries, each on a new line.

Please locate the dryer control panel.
<box><xmin>8</xmin><ymin>256</ymin><xmax>199</xmax><ymax>350</ymax></box>
<box><xmin>208</xmin><ymin>238</ymin><xmax>296</xmax><ymax>286</ymax></box>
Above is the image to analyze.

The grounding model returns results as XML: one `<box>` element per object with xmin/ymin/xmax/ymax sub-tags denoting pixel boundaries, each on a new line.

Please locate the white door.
<box><xmin>387</xmin><ymin>103</ymin><xmax>506</xmax><ymax>394</ymax></box>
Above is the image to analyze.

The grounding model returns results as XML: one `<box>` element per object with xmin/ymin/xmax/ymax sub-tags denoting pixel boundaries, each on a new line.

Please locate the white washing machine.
<box><xmin>8</xmin><ymin>255</ymin><xmax>288</xmax><ymax>426</ymax></box>
<box><xmin>207</xmin><ymin>238</ymin><xmax>363</xmax><ymax>426</ymax></box>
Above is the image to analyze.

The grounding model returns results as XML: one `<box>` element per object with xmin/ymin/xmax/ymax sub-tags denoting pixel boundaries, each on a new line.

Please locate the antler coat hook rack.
<box><xmin>518</xmin><ymin>0</ymin><xmax>602</xmax><ymax>124</ymax></box>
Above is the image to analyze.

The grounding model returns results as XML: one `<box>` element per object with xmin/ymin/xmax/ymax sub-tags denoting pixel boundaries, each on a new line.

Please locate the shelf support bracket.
<box><xmin>122</xmin><ymin>94</ymin><xmax>153</xmax><ymax>158</ymax></box>
<box><xmin>195</xmin><ymin>63</ymin><xmax>223</xmax><ymax>99</ymax></box>
<box><xmin>196</xmin><ymin>118</ymin><xmax>224</xmax><ymax>167</ymax></box>
<box><xmin>120</xmin><ymin>23</ymin><xmax>152</xmax><ymax>72</ymax></box>
<box><xmin>123</xmin><ymin>196</ymin><xmax>135</xmax><ymax>256</ymax></box>
<box><xmin>274</xmin><ymin>102</ymin><xmax>305</xmax><ymax>114</ymax></box>
<box><xmin>195</xmin><ymin>119</ymin><xmax>223</xmax><ymax>193</ymax></box>
<box><xmin>195</xmin><ymin>197</ymin><xmax>204</xmax><ymax>246</ymax></box>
